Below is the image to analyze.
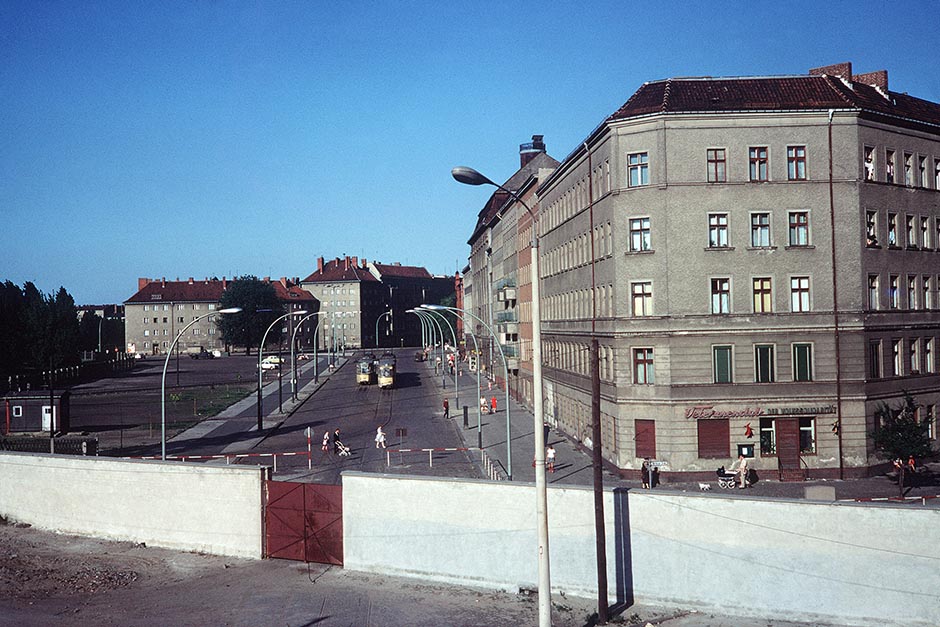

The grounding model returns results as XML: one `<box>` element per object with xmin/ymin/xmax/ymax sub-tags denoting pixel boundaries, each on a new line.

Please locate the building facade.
<box><xmin>124</xmin><ymin>277</ymin><xmax>317</xmax><ymax>355</ymax></box>
<box><xmin>466</xmin><ymin>136</ymin><xmax>559</xmax><ymax>403</ymax></box>
<box><xmin>301</xmin><ymin>256</ymin><xmax>455</xmax><ymax>350</ymax></box>
<box><xmin>470</xmin><ymin>63</ymin><xmax>940</xmax><ymax>479</ymax></box>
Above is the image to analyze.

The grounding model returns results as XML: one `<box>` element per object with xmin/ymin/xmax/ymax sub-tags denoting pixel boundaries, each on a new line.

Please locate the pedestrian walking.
<box><xmin>442</xmin><ymin>397</ymin><xmax>450</xmax><ymax>419</ymax></box>
<box><xmin>322</xmin><ymin>431</ymin><xmax>331</xmax><ymax>454</ymax></box>
<box><xmin>490</xmin><ymin>396</ymin><xmax>497</xmax><ymax>414</ymax></box>
<box><xmin>375</xmin><ymin>425</ymin><xmax>387</xmax><ymax>449</ymax></box>
<box><xmin>333</xmin><ymin>428</ymin><xmax>342</xmax><ymax>455</ymax></box>
<box><xmin>546</xmin><ymin>445</ymin><xmax>556</xmax><ymax>473</ymax></box>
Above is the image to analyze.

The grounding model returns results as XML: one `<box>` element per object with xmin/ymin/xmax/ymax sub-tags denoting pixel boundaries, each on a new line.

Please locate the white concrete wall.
<box><xmin>342</xmin><ymin>472</ymin><xmax>940</xmax><ymax>627</ymax></box>
<box><xmin>0</xmin><ymin>452</ymin><xmax>266</xmax><ymax>558</ymax></box>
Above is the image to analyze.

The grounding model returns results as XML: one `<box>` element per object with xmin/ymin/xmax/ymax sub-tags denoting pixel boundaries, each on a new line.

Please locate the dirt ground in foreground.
<box><xmin>0</xmin><ymin>522</ymin><xmax>843</xmax><ymax>627</ymax></box>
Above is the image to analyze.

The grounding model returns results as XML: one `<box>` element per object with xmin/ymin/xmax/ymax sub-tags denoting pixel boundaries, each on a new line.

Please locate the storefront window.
<box><xmin>760</xmin><ymin>418</ymin><xmax>776</xmax><ymax>455</ymax></box>
<box><xmin>799</xmin><ymin>418</ymin><xmax>816</xmax><ymax>453</ymax></box>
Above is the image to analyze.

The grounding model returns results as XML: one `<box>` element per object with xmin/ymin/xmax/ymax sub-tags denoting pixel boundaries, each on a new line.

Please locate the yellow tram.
<box><xmin>377</xmin><ymin>352</ymin><xmax>396</xmax><ymax>389</ymax></box>
<box><xmin>356</xmin><ymin>354</ymin><xmax>376</xmax><ymax>385</ymax></box>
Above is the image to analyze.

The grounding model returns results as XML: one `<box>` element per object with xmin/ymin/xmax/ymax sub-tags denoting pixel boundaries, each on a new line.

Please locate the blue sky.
<box><xmin>2</xmin><ymin>1</ymin><xmax>939</xmax><ymax>305</ymax></box>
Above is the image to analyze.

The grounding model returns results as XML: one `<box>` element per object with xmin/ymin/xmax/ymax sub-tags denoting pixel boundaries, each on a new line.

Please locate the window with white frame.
<box><xmin>891</xmin><ymin>339</ymin><xmax>902</xmax><ymax>376</ymax></box>
<box><xmin>919</xmin><ymin>156</ymin><xmax>928</xmax><ymax>187</ymax></box>
<box><xmin>904</xmin><ymin>152</ymin><xmax>914</xmax><ymax>186</ymax></box>
<box><xmin>924</xmin><ymin>276</ymin><xmax>933</xmax><ymax>310</ymax></box>
<box><xmin>708</xmin><ymin>213</ymin><xmax>729</xmax><ymax>248</ymax></box>
<box><xmin>866</xmin><ymin>210</ymin><xmax>879</xmax><ymax>247</ymax></box>
<box><xmin>924</xmin><ymin>338</ymin><xmax>934</xmax><ymax>374</ymax></box>
<box><xmin>889</xmin><ymin>275</ymin><xmax>900</xmax><ymax>309</ymax></box>
<box><xmin>760</xmin><ymin>418</ymin><xmax>776</xmax><ymax>454</ymax></box>
<box><xmin>886</xmin><ymin>149</ymin><xmax>896</xmax><ymax>183</ymax></box>
<box><xmin>922</xmin><ymin>216</ymin><xmax>931</xmax><ymax>249</ymax></box>
<box><xmin>629</xmin><ymin>217</ymin><xmax>651</xmax><ymax>251</ymax></box>
<box><xmin>711</xmin><ymin>278</ymin><xmax>730</xmax><ymax>314</ymax></box>
<box><xmin>751</xmin><ymin>212</ymin><xmax>771</xmax><ymax>247</ymax></box>
<box><xmin>799</xmin><ymin>418</ymin><xmax>816</xmax><ymax>453</ymax></box>
<box><xmin>864</xmin><ymin>146</ymin><xmax>875</xmax><ymax>181</ymax></box>
<box><xmin>868</xmin><ymin>275</ymin><xmax>880</xmax><ymax>310</ymax></box>
<box><xmin>906</xmin><ymin>215</ymin><xmax>917</xmax><ymax>248</ymax></box>
<box><xmin>627</xmin><ymin>152</ymin><xmax>649</xmax><ymax>187</ymax></box>
<box><xmin>910</xmin><ymin>338</ymin><xmax>921</xmax><ymax>374</ymax></box>
<box><xmin>887</xmin><ymin>213</ymin><xmax>898</xmax><ymax>246</ymax></box>
<box><xmin>790</xmin><ymin>277</ymin><xmax>810</xmax><ymax>312</ymax></box>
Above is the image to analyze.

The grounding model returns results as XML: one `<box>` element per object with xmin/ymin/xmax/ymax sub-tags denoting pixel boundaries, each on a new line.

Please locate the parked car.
<box><xmin>259</xmin><ymin>355</ymin><xmax>283</xmax><ymax>370</ymax></box>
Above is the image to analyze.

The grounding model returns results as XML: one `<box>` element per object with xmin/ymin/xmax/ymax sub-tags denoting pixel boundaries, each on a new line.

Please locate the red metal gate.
<box><xmin>265</xmin><ymin>481</ymin><xmax>343</xmax><ymax>565</ymax></box>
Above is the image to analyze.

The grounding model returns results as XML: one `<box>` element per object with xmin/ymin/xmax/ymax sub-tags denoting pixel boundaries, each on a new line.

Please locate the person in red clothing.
<box><xmin>490</xmin><ymin>396</ymin><xmax>497</xmax><ymax>414</ymax></box>
<box><xmin>442</xmin><ymin>397</ymin><xmax>450</xmax><ymax>419</ymax></box>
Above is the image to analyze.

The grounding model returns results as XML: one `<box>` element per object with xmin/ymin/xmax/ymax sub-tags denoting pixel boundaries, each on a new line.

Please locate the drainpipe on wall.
<box><xmin>828</xmin><ymin>109</ymin><xmax>845</xmax><ymax>480</ymax></box>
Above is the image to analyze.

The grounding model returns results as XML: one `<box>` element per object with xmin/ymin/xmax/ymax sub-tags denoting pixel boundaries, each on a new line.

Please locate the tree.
<box><xmin>216</xmin><ymin>276</ymin><xmax>283</xmax><ymax>355</ymax></box>
<box><xmin>870</xmin><ymin>392</ymin><xmax>933</xmax><ymax>498</ymax></box>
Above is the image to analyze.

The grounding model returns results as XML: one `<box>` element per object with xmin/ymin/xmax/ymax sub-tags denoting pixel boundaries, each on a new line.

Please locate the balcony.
<box><xmin>498</xmin><ymin>322</ymin><xmax>519</xmax><ymax>335</ymax></box>
<box><xmin>495</xmin><ymin>311</ymin><xmax>517</xmax><ymax>324</ymax></box>
<box><xmin>497</xmin><ymin>287</ymin><xmax>517</xmax><ymax>302</ymax></box>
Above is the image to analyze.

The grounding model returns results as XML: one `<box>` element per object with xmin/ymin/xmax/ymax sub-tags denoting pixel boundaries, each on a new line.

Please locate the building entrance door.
<box><xmin>775</xmin><ymin>417</ymin><xmax>805</xmax><ymax>481</ymax></box>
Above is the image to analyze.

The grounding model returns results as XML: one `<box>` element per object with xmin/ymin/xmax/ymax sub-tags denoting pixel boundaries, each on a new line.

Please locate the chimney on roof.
<box><xmin>853</xmin><ymin>69</ymin><xmax>888</xmax><ymax>90</ymax></box>
<box><xmin>317</xmin><ymin>257</ymin><xmax>324</xmax><ymax>273</ymax></box>
<box><xmin>138</xmin><ymin>278</ymin><xmax>150</xmax><ymax>290</ymax></box>
<box><xmin>809</xmin><ymin>62</ymin><xmax>852</xmax><ymax>80</ymax></box>
<box><xmin>280</xmin><ymin>277</ymin><xmax>288</xmax><ymax>288</ymax></box>
<box><xmin>188</xmin><ymin>277</ymin><xmax>194</xmax><ymax>285</ymax></box>
<box><xmin>519</xmin><ymin>134</ymin><xmax>546</xmax><ymax>168</ymax></box>
<box><xmin>361</xmin><ymin>258</ymin><xmax>367</xmax><ymax>268</ymax></box>
<box><xmin>344</xmin><ymin>256</ymin><xmax>349</xmax><ymax>270</ymax></box>
<box><xmin>161</xmin><ymin>277</ymin><xmax>166</xmax><ymax>288</ymax></box>
<box><xmin>222</xmin><ymin>277</ymin><xmax>227</xmax><ymax>290</ymax></box>
<box><xmin>351</xmin><ymin>256</ymin><xmax>358</xmax><ymax>268</ymax></box>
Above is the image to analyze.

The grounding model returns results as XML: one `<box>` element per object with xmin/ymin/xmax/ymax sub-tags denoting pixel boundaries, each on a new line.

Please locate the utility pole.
<box><xmin>591</xmin><ymin>338</ymin><xmax>608</xmax><ymax>623</ymax></box>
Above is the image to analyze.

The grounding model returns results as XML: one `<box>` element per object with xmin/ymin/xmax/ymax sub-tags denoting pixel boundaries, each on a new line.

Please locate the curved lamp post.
<box><xmin>424</xmin><ymin>304</ymin><xmax>512</xmax><ymax>481</ymax></box>
<box><xmin>452</xmin><ymin>164</ymin><xmax>551</xmax><ymax>624</ymax></box>
<box><xmin>258</xmin><ymin>310</ymin><xmax>307</xmax><ymax>431</ymax></box>
<box><xmin>375</xmin><ymin>310</ymin><xmax>392</xmax><ymax>349</ymax></box>
<box><xmin>419</xmin><ymin>305</ymin><xmax>459</xmax><ymax>409</ymax></box>
<box><xmin>161</xmin><ymin>307</ymin><xmax>242</xmax><ymax>460</ymax></box>
<box><xmin>411</xmin><ymin>308</ymin><xmax>446</xmax><ymax>388</ymax></box>
<box><xmin>290</xmin><ymin>312</ymin><xmax>325</xmax><ymax>401</ymax></box>
<box><xmin>429</xmin><ymin>306</ymin><xmax>483</xmax><ymax>447</ymax></box>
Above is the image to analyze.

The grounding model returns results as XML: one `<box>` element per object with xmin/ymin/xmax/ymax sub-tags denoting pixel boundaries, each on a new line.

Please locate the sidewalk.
<box><xmin>430</xmin><ymin>360</ymin><xmax>611</xmax><ymax>486</ymax></box>
<box><xmin>431</xmin><ymin>359</ymin><xmax>940</xmax><ymax>504</ymax></box>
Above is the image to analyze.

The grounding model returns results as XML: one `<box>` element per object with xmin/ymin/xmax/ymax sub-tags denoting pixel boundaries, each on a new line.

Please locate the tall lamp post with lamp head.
<box><xmin>290</xmin><ymin>311</ymin><xmax>325</xmax><ymax>401</ymax></box>
<box><xmin>452</xmin><ymin>165</ymin><xmax>551</xmax><ymax>625</ymax></box>
<box><xmin>161</xmin><ymin>307</ymin><xmax>242</xmax><ymax>460</ymax></box>
<box><xmin>258</xmin><ymin>310</ymin><xmax>307</xmax><ymax>431</ymax></box>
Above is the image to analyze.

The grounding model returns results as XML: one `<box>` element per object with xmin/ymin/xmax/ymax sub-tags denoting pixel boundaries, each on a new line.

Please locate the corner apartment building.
<box><xmin>125</xmin><ymin>277</ymin><xmax>317</xmax><ymax>355</ymax></box>
<box><xmin>515</xmin><ymin>62</ymin><xmax>940</xmax><ymax>479</ymax></box>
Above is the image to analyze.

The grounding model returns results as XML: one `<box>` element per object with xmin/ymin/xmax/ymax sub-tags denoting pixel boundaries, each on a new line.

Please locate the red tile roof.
<box><xmin>301</xmin><ymin>258</ymin><xmax>379</xmax><ymax>283</ymax></box>
<box><xmin>370</xmin><ymin>263</ymin><xmax>432</xmax><ymax>280</ymax></box>
<box><xmin>125</xmin><ymin>279</ymin><xmax>226</xmax><ymax>304</ymax></box>
<box><xmin>608</xmin><ymin>73</ymin><xmax>940</xmax><ymax>133</ymax></box>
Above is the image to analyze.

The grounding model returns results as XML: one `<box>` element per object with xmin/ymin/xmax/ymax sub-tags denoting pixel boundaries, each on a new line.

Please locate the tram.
<box><xmin>377</xmin><ymin>351</ymin><xmax>397</xmax><ymax>389</ymax></box>
<box><xmin>356</xmin><ymin>354</ymin><xmax>376</xmax><ymax>385</ymax></box>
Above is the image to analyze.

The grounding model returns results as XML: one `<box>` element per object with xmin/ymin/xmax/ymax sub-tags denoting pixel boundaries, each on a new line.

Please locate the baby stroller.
<box><xmin>334</xmin><ymin>439</ymin><xmax>351</xmax><ymax>457</ymax></box>
<box><xmin>716</xmin><ymin>466</ymin><xmax>740</xmax><ymax>489</ymax></box>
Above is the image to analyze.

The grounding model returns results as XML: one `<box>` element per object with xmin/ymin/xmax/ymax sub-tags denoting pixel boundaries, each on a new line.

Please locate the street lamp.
<box><xmin>291</xmin><ymin>312</ymin><xmax>326</xmax><ymax>401</ymax></box>
<box><xmin>375</xmin><ymin>310</ymin><xmax>392</xmax><ymax>349</ymax></box>
<box><xmin>258</xmin><ymin>310</ymin><xmax>307</xmax><ymax>431</ymax></box>
<box><xmin>419</xmin><ymin>305</ymin><xmax>459</xmax><ymax>410</ymax></box>
<box><xmin>424</xmin><ymin>304</ymin><xmax>512</xmax><ymax>481</ymax></box>
<box><xmin>427</xmin><ymin>306</ymin><xmax>483</xmax><ymax>447</ymax></box>
<box><xmin>411</xmin><ymin>309</ymin><xmax>447</xmax><ymax>388</ymax></box>
<box><xmin>161</xmin><ymin>307</ymin><xmax>242</xmax><ymax>460</ymax></box>
<box><xmin>452</xmin><ymin>164</ymin><xmax>551</xmax><ymax>625</ymax></box>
